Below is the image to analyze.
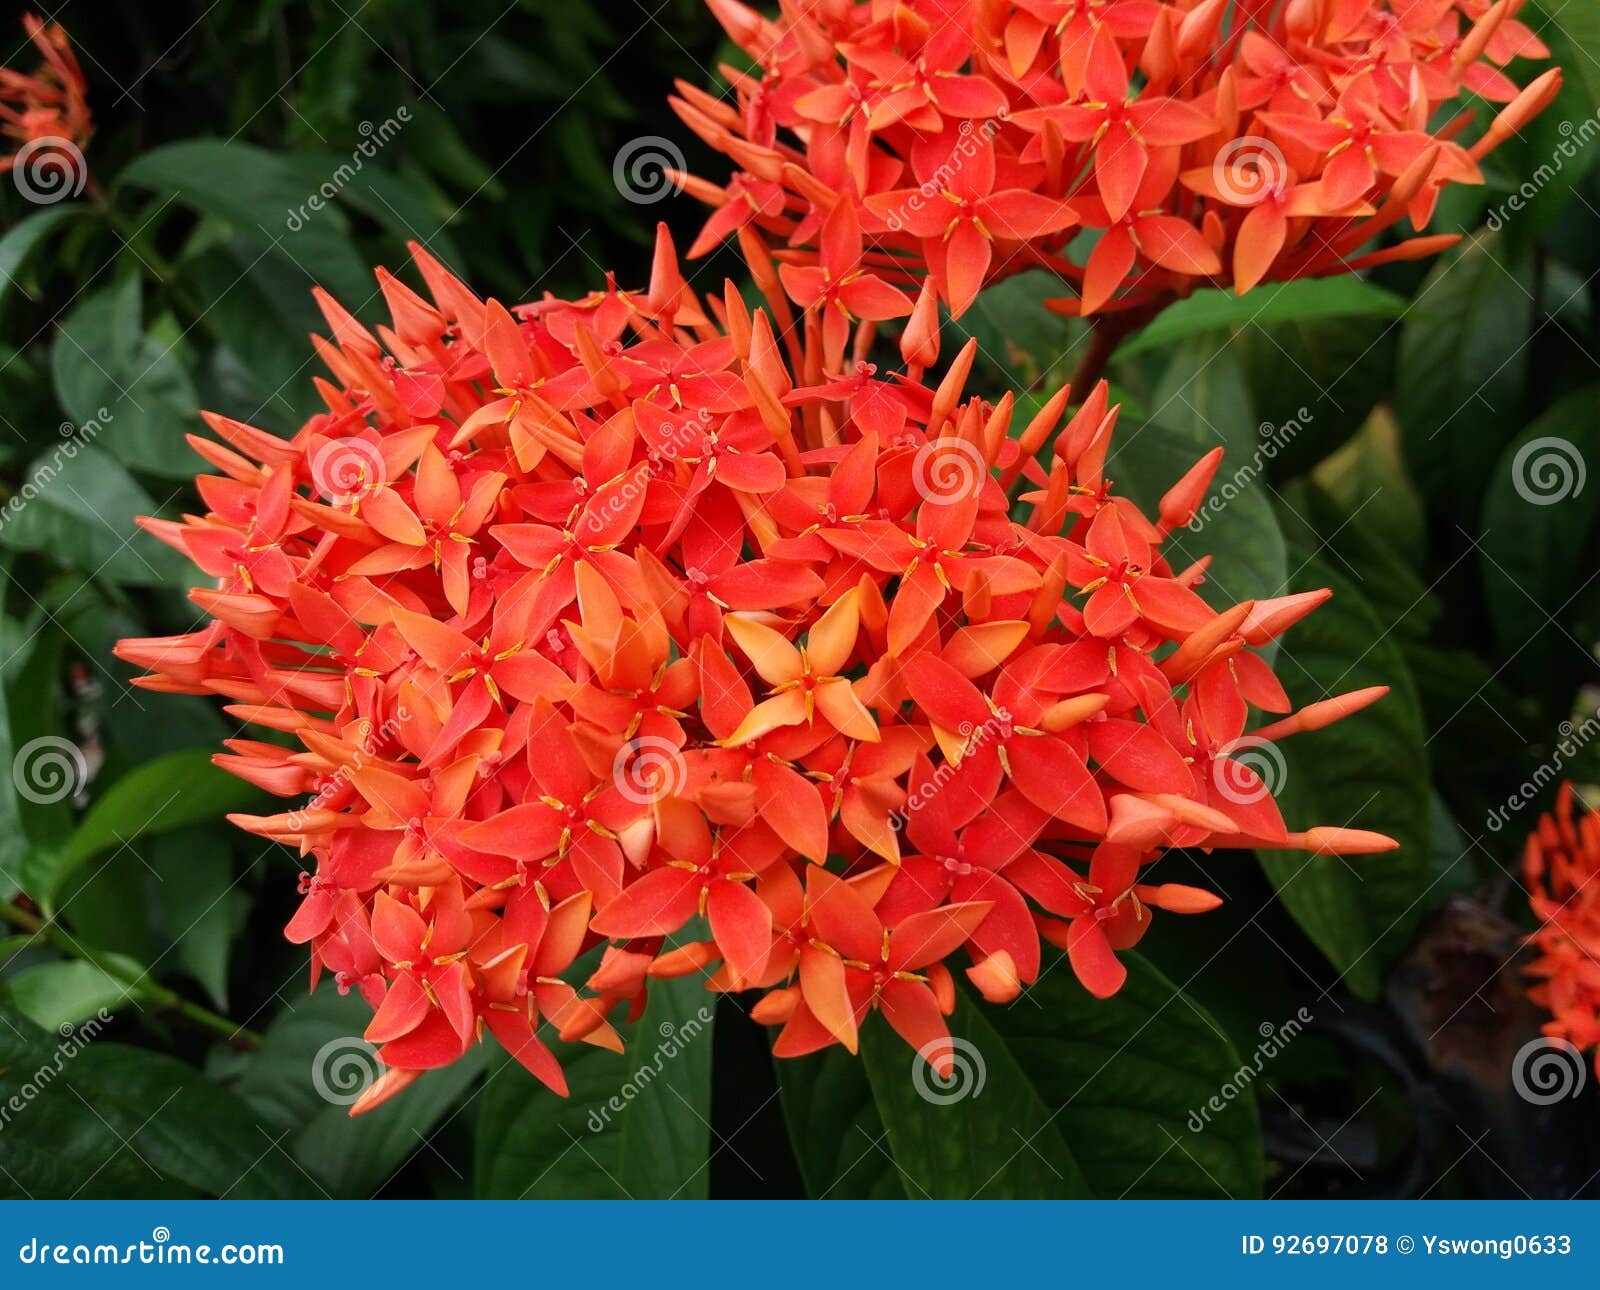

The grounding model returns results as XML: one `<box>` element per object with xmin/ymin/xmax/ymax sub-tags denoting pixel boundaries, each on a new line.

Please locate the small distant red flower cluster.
<box><xmin>672</xmin><ymin>0</ymin><xmax>1560</xmax><ymax>317</ymax></box>
<box><xmin>1524</xmin><ymin>783</ymin><xmax>1600</xmax><ymax>1072</ymax></box>
<box><xmin>116</xmin><ymin>222</ymin><xmax>1395</xmax><ymax>1110</ymax></box>
<box><xmin>0</xmin><ymin>14</ymin><xmax>91</xmax><ymax>172</ymax></box>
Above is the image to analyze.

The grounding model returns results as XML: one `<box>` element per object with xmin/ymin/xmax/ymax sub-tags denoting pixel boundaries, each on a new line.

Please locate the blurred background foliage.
<box><xmin>0</xmin><ymin>0</ymin><xmax>1598</xmax><ymax>1200</ymax></box>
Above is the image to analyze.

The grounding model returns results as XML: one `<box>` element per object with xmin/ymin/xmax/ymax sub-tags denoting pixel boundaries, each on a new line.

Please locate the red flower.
<box><xmin>117</xmin><ymin>222</ymin><xmax>1396</xmax><ymax>1109</ymax></box>
<box><xmin>0</xmin><ymin>14</ymin><xmax>91</xmax><ymax>179</ymax></box>
<box><xmin>1524</xmin><ymin>783</ymin><xmax>1600</xmax><ymax>1070</ymax></box>
<box><xmin>676</xmin><ymin>0</ymin><xmax>1559</xmax><ymax>317</ymax></box>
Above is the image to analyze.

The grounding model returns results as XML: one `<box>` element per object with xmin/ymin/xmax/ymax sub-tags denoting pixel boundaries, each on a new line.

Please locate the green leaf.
<box><xmin>474</xmin><ymin>973</ymin><xmax>715</xmax><ymax>1199</ymax></box>
<box><xmin>775</xmin><ymin>1047</ymin><xmax>903</xmax><ymax>1198</ymax></box>
<box><xmin>51</xmin><ymin>278</ymin><xmax>202</xmax><ymax>478</ymax></box>
<box><xmin>1478</xmin><ymin>386</ymin><xmax>1600</xmax><ymax>695</ymax></box>
<box><xmin>119</xmin><ymin>139</ymin><xmax>372</xmax><ymax>304</ymax></box>
<box><xmin>404</xmin><ymin>100</ymin><xmax>502</xmax><ymax>195</ymax></box>
<box><xmin>1397</xmin><ymin>232</ymin><xmax>1534</xmax><ymax>515</ymax></box>
<box><xmin>148</xmin><ymin>829</ymin><xmax>238</xmax><ymax>1009</ymax></box>
<box><xmin>1485</xmin><ymin>6</ymin><xmax>1600</xmax><ymax>254</ymax></box>
<box><xmin>1257</xmin><ymin>551</ymin><xmax>1433</xmax><ymax>999</ymax></box>
<box><xmin>1145</xmin><ymin>337</ymin><xmax>1260</xmax><ymax>463</ymax></box>
<box><xmin>8</xmin><ymin>960</ymin><xmax>130</xmax><ymax>1032</ymax></box>
<box><xmin>0</xmin><ymin>205</ymin><xmax>79</xmax><ymax>307</ymax></box>
<box><xmin>0</xmin><ymin>444</ymin><xmax>191</xmax><ymax>587</ymax></box>
<box><xmin>1118</xmin><ymin>279</ymin><xmax>1406</xmax><ymax>359</ymax></box>
<box><xmin>858</xmin><ymin>953</ymin><xmax>1262</xmax><ymax>1198</ymax></box>
<box><xmin>1234</xmin><ymin>308</ymin><xmax>1397</xmax><ymax>478</ymax></box>
<box><xmin>957</xmin><ymin>269</ymin><xmax>1087</xmax><ymax>387</ymax></box>
<box><xmin>0</xmin><ymin>1003</ymin><xmax>302</xmax><ymax>1198</ymax></box>
<box><xmin>0</xmin><ymin>568</ymin><xmax>25</xmax><ymax>894</ymax></box>
<box><xmin>233</xmin><ymin>985</ymin><xmax>483</xmax><ymax>1197</ymax></box>
<box><xmin>282</xmin><ymin>151</ymin><xmax>463</xmax><ymax>269</ymax></box>
<box><xmin>1533</xmin><ymin>0</ymin><xmax>1600</xmax><ymax>111</ymax></box>
<box><xmin>55</xmin><ymin>846</ymin><xmax>154</xmax><ymax>964</ymax></box>
<box><xmin>179</xmin><ymin>238</ymin><xmax>325</xmax><ymax>432</ymax></box>
<box><xmin>22</xmin><ymin>752</ymin><xmax>260</xmax><ymax>911</ymax></box>
<box><xmin>5</xmin><ymin>628</ymin><xmax>71</xmax><ymax>854</ymax></box>
<box><xmin>1107</xmin><ymin>419</ymin><xmax>1288</xmax><ymax>619</ymax></box>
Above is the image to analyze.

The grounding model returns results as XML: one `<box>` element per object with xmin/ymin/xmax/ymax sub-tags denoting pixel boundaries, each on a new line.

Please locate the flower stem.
<box><xmin>0</xmin><ymin>896</ymin><xmax>261</xmax><ymax>1049</ymax></box>
<box><xmin>1069</xmin><ymin>297</ymin><xmax>1171</xmax><ymax>396</ymax></box>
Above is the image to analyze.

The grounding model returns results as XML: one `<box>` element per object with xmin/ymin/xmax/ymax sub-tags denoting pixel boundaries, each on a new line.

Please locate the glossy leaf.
<box><xmin>474</xmin><ymin>974</ymin><xmax>714</xmax><ymax>1199</ymax></box>
<box><xmin>856</xmin><ymin>953</ymin><xmax>1262</xmax><ymax>1199</ymax></box>
<box><xmin>0</xmin><ymin>1004</ymin><xmax>301</xmax><ymax>1199</ymax></box>
<box><xmin>1258</xmin><ymin>552</ymin><xmax>1432</xmax><ymax>999</ymax></box>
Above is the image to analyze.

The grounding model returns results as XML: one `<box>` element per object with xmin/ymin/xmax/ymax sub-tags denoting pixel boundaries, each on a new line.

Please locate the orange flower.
<box><xmin>0</xmin><ymin>14</ymin><xmax>91</xmax><ymax>177</ymax></box>
<box><xmin>674</xmin><ymin>0</ymin><xmax>1559</xmax><ymax>317</ymax></box>
<box><xmin>1524</xmin><ymin>783</ymin><xmax>1600</xmax><ymax>1069</ymax></box>
<box><xmin>117</xmin><ymin>222</ymin><xmax>1396</xmax><ymax>1110</ymax></box>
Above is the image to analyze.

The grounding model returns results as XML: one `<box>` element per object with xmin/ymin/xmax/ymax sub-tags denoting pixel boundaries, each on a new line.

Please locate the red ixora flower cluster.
<box><xmin>1</xmin><ymin>14</ymin><xmax>91</xmax><ymax>177</ymax></box>
<box><xmin>1524</xmin><ymin>783</ymin><xmax>1600</xmax><ymax>1074</ymax></box>
<box><xmin>671</xmin><ymin>0</ymin><xmax>1560</xmax><ymax>319</ymax></box>
<box><xmin>116</xmin><ymin>222</ymin><xmax>1396</xmax><ymax>1112</ymax></box>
